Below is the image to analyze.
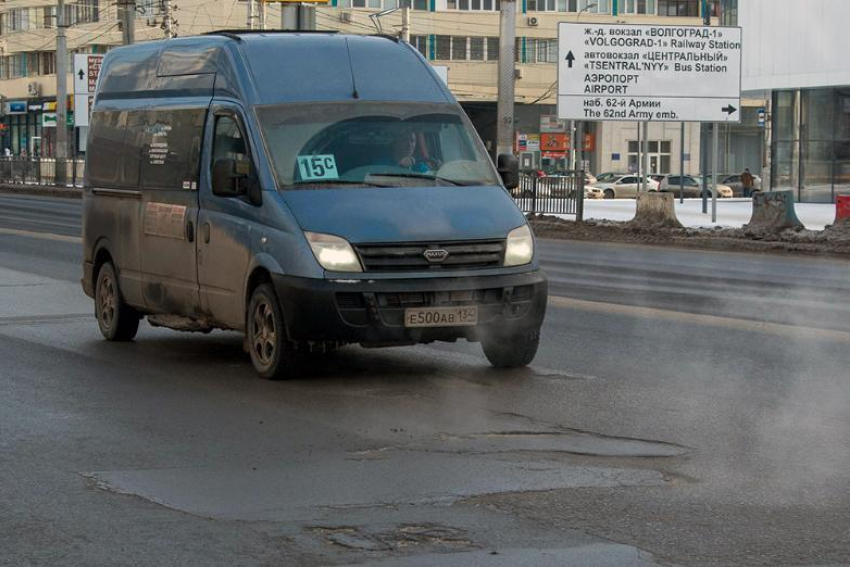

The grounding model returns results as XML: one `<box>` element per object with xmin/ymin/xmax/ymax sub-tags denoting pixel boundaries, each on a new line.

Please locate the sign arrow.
<box><xmin>722</xmin><ymin>104</ymin><xmax>737</xmax><ymax>115</ymax></box>
<box><xmin>565</xmin><ymin>51</ymin><xmax>575</xmax><ymax>68</ymax></box>
<box><xmin>77</xmin><ymin>69</ymin><xmax>85</xmax><ymax>80</ymax></box>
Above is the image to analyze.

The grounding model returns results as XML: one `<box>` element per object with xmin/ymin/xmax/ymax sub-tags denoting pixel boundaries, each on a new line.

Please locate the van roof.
<box><xmin>94</xmin><ymin>33</ymin><xmax>452</xmax><ymax>107</ymax></box>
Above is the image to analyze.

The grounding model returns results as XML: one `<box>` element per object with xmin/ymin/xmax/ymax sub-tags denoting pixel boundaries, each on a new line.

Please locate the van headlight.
<box><xmin>305</xmin><ymin>232</ymin><xmax>363</xmax><ymax>272</ymax></box>
<box><xmin>504</xmin><ymin>225</ymin><xmax>534</xmax><ymax>267</ymax></box>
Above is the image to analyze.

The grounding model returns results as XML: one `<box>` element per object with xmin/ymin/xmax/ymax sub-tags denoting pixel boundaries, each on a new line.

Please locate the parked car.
<box><xmin>585</xmin><ymin>186</ymin><xmax>604</xmax><ymax>199</ymax></box>
<box><xmin>693</xmin><ymin>176</ymin><xmax>734</xmax><ymax>198</ymax></box>
<box><xmin>81</xmin><ymin>32</ymin><xmax>548</xmax><ymax>378</ymax></box>
<box><xmin>659</xmin><ymin>174</ymin><xmax>704</xmax><ymax>198</ymax></box>
<box><xmin>660</xmin><ymin>175</ymin><xmax>733</xmax><ymax>198</ymax></box>
<box><xmin>591</xmin><ymin>175</ymin><xmax>660</xmax><ymax>199</ymax></box>
<box><xmin>720</xmin><ymin>173</ymin><xmax>763</xmax><ymax>197</ymax></box>
<box><xmin>595</xmin><ymin>172</ymin><xmax>629</xmax><ymax>184</ymax></box>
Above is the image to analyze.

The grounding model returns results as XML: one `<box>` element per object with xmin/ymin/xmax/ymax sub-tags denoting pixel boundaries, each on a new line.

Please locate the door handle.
<box><xmin>186</xmin><ymin>221</ymin><xmax>194</xmax><ymax>243</ymax></box>
<box><xmin>203</xmin><ymin>223</ymin><xmax>211</xmax><ymax>244</ymax></box>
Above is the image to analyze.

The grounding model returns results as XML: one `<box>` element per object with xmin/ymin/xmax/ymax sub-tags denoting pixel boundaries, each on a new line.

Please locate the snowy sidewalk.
<box><xmin>559</xmin><ymin>199</ymin><xmax>836</xmax><ymax>231</ymax></box>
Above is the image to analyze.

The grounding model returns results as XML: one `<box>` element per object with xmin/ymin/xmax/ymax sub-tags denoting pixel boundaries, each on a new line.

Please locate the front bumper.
<box><xmin>272</xmin><ymin>270</ymin><xmax>547</xmax><ymax>345</ymax></box>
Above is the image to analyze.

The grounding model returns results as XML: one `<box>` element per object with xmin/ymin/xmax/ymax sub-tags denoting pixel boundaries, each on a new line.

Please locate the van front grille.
<box><xmin>354</xmin><ymin>240</ymin><xmax>505</xmax><ymax>272</ymax></box>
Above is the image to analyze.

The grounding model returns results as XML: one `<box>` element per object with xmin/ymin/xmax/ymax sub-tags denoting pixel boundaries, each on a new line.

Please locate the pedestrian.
<box><xmin>741</xmin><ymin>167</ymin><xmax>754</xmax><ymax>197</ymax></box>
<box><xmin>3</xmin><ymin>147</ymin><xmax>10</xmax><ymax>158</ymax></box>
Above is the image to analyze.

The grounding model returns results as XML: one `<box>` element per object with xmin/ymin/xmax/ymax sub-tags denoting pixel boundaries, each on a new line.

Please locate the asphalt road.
<box><xmin>2</xmin><ymin>193</ymin><xmax>850</xmax><ymax>566</ymax></box>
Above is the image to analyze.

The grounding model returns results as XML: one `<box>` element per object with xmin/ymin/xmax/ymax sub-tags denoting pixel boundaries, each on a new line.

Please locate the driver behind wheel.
<box><xmin>388</xmin><ymin>131</ymin><xmax>440</xmax><ymax>173</ymax></box>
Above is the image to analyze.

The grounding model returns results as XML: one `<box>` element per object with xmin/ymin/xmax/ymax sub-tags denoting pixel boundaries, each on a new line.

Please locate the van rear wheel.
<box><xmin>482</xmin><ymin>329</ymin><xmax>540</xmax><ymax>368</ymax></box>
<box><xmin>95</xmin><ymin>262</ymin><xmax>139</xmax><ymax>341</ymax></box>
<box><xmin>247</xmin><ymin>283</ymin><xmax>299</xmax><ymax>380</ymax></box>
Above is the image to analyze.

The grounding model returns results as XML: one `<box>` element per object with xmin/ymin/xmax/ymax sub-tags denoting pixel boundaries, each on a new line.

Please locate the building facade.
<box><xmin>740</xmin><ymin>0</ymin><xmax>849</xmax><ymax>203</ymax></box>
<box><xmin>2</xmin><ymin>0</ymin><xmax>753</xmax><ymax>180</ymax></box>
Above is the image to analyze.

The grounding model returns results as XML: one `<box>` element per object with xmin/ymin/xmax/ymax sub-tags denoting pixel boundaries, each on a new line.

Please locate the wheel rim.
<box><xmin>252</xmin><ymin>299</ymin><xmax>277</xmax><ymax>367</ymax></box>
<box><xmin>98</xmin><ymin>274</ymin><xmax>116</xmax><ymax>330</ymax></box>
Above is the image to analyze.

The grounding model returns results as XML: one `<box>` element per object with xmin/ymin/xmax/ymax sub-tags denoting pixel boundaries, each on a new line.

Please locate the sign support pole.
<box><xmin>642</xmin><ymin>121</ymin><xmax>649</xmax><ymax>193</ymax></box>
<box><xmin>712</xmin><ymin>121</ymin><xmax>719</xmax><ymax>222</ymax></box>
<box><xmin>680</xmin><ymin>122</ymin><xmax>685</xmax><ymax>204</ymax></box>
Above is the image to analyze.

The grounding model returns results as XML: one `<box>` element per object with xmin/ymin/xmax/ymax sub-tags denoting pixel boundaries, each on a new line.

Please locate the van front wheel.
<box><xmin>95</xmin><ymin>262</ymin><xmax>139</xmax><ymax>341</ymax></box>
<box><xmin>247</xmin><ymin>283</ymin><xmax>299</xmax><ymax>380</ymax></box>
<box><xmin>482</xmin><ymin>329</ymin><xmax>540</xmax><ymax>368</ymax></box>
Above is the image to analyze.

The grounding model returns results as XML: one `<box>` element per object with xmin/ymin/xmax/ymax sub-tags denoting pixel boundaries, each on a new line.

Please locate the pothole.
<box><xmin>311</xmin><ymin>524</ymin><xmax>475</xmax><ymax>553</ymax></box>
<box><xmin>437</xmin><ymin>430</ymin><xmax>689</xmax><ymax>458</ymax></box>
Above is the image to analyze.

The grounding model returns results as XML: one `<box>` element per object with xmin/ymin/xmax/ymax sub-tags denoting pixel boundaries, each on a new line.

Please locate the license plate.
<box><xmin>404</xmin><ymin>306</ymin><xmax>478</xmax><ymax>328</ymax></box>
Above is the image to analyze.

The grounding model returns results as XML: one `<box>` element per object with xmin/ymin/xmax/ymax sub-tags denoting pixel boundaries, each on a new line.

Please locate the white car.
<box><xmin>591</xmin><ymin>175</ymin><xmax>661</xmax><ymax>199</ymax></box>
<box><xmin>585</xmin><ymin>186</ymin><xmax>604</xmax><ymax>199</ymax></box>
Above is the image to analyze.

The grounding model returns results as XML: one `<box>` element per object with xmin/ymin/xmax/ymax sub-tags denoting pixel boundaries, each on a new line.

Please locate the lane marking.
<box><xmin>0</xmin><ymin>227</ymin><xmax>82</xmax><ymax>244</ymax></box>
<box><xmin>548</xmin><ymin>295</ymin><xmax>850</xmax><ymax>343</ymax></box>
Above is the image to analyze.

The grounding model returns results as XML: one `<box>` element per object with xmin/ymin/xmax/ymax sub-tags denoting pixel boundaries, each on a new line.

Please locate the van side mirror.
<box><xmin>213</xmin><ymin>159</ymin><xmax>261</xmax><ymax>205</ymax></box>
<box><xmin>212</xmin><ymin>159</ymin><xmax>246</xmax><ymax>197</ymax></box>
<box><xmin>497</xmin><ymin>153</ymin><xmax>519</xmax><ymax>190</ymax></box>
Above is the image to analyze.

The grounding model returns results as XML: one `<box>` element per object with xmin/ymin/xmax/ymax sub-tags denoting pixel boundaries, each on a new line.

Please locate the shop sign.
<box><xmin>6</xmin><ymin>101</ymin><xmax>27</xmax><ymax>115</ymax></box>
<box><xmin>42</xmin><ymin>112</ymin><xmax>75</xmax><ymax>128</ymax></box>
<box><xmin>541</xmin><ymin>133</ymin><xmax>568</xmax><ymax>152</ymax></box>
<box><xmin>540</xmin><ymin>115</ymin><xmax>567</xmax><ymax>133</ymax></box>
<box><xmin>28</xmin><ymin>104</ymin><xmax>43</xmax><ymax>111</ymax></box>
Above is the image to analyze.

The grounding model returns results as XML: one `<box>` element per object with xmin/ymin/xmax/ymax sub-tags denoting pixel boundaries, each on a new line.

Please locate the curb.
<box><xmin>0</xmin><ymin>185</ymin><xmax>83</xmax><ymax>200</ymax></box>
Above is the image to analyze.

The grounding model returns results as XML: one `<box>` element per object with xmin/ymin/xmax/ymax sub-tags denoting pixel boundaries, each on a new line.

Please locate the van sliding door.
<box><xmin>137</xmin><ymin>106</ymin><xmax>205</xmax><ymax>316</ymax></box>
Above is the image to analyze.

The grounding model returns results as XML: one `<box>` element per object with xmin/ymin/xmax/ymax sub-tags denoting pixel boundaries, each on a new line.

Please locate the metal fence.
<box><xmin>511</xmin><ymin>171</ymin><xmax>584</xmax><ymax>220</ymax></box>
<box><xmin>0</xmin><ymin>158</ymin><xmax>85</xmax><ymax>188</ymax></box>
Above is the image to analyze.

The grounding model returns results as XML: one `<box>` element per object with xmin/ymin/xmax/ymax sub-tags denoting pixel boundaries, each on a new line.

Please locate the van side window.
<box><xmin>212</xmin><ymin>116</ymin><xmax>249</xmax><ymax>166</ymax></box>
<box><xmin>138</xmin><ymin>108</ymin><xmax>205</xmax><ymax>191</ymax></box>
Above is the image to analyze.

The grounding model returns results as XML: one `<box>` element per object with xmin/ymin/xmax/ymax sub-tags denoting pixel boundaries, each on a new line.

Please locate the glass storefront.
<box><xmin>771</xmin><ymin>87</ymin><xmax>850</xmax><ymax>203</ymax></box>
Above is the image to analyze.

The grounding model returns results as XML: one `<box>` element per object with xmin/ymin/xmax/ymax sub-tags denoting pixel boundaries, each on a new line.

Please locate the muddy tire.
<box><xmin>95</xmin><ymin>262</ymin><xmax>139</xmax><ymax>341</ymax></box>
<box><xmin>482</xmin><ymin>329</ymin><xmax>540</xmax><ymax>368</ymax></box>
<box><xmin>603</xmin><ymin>189</ymin><xmax>615</xmax><ymax>199</ymax></box>
<box><xmin>247</xmin><ymin>283</ymin><xmax>300</xmax><ymax>380</ymax></box>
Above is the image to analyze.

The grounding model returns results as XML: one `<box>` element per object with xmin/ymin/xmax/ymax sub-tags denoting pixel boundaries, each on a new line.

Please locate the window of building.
<box><xmin>658</xmin><ymin>0</ymin><xmax>697</xmax><ymax>16</ymax></box>
<box><xmin>75</xmin><ymin>0</ymin><xmax>99</xmax><ymax>23</ymax></box>
<box><xmin>0</xmin><ymin>54</ymin><xmax>28</xmax><ymax>79</ymax></box>
<box><xmin>469</xmin><ymin>36</ymin><xmax>485</xmax><ymax>60</ymax></box>
<box><xmin>528</xmin><ymin>0</ymin><xmax>609</xmax><ymax>12</ymax></box>
<box><xmin>627</xmin><ymin>140</ymin><xmax>672</xmax><ymax>173</ymax></box>
<box><xmin>447</xmin><ymin>0</ymin><xmax>500</xmax><ymax>10</ymax></box>
<box><xmin>486</xmin><ymin>36</ymin><xmax>499</xmax><ymax>61</ymax></box>
<box><xmin>433</xmin><ymin>36</ymin><xmax>500</xmax><ymax>62</ymax></box>
<box><xmin>409</xmin><ymin>34</ymin><xmax>427</xmax><ymax>57</ymax></box>
<box><xmin>338</xmin><ymin>0</ymin><xmax>426</xmax><ymax>9</ymax></box>
<box><xmin>452</xmin><ymin>36</ymin><xmax>467</xmax><ymax>60</ymax></box>
<box><xmin>38</xmin><ymin>52</ymin><xmax>57</xmax><ymax>75</ymax></box>
<box><xmin>435</xmin><ymin>35</ymin><xmax>451</xmax><ymax>60</ymax></box>
<box><xmin>720</xmin><ymin>0</ymin><xmax>737</xmax><ymax>25</ymax></box>
<box><xmin>525</xmin><ymin>38</ymin><xmax>557</xmax><ymax>63</ymax></box>
<box><xmin>621</xmin><ymin>0</ymin><xmax>656</xmax><ymax>14</ymax></box>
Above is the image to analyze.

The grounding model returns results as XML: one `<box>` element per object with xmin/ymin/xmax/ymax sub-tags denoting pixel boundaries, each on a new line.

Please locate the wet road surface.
<box><xmin>1</xmin><ymin>193</ymin><xmax>850</xmax><ymax>565</ymax></box>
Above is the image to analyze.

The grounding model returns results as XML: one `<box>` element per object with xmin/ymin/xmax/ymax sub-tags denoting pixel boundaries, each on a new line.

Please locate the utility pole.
<box><xmin>496</xmin><ymin>0</ymin><xmax>516</xmax><ymax>158</ymax></box>
<box><xmin>55</xmin><ymin>0</ymin><xmax>68</xmax><ymax>184</ymax></box>
<box><xmin>401</xmin><ymin>6</ymin><xmax>410</xmax><ymax>43</ymax></box>
<box><xmin>258</xmin><ymin>0</ymin><xmax>266</xmax><ymax>30</ymax></box>
<box><xmin>162</xmin><ymin>0</ymin><xmax>174</xmax><ymax>38</ymax></box>
<box><xmin>120</xmin><ymin>0</ymin><xmax>136</xmax><ymax>45</ymax></box>
<box><xmin>247</xmin><ymin>0</ymin><xmax>255</xmax><ymax>29</ymax></box>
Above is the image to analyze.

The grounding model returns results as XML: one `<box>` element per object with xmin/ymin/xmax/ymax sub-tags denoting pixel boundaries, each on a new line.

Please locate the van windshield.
<box><xmin>255</xmin><ymin>102</ymin><xmax>500</xmax><ymax>189</ymax></box>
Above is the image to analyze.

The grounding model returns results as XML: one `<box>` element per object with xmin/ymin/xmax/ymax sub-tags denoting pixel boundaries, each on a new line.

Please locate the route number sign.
<box><xmin>557</xmin><ymin>23</ymin><xmax>742</xmax><ymax>123</ymax></box>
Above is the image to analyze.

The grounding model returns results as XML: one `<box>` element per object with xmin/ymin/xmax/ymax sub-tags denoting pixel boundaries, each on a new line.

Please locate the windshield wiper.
<box><xmin>287</xmin><ymin>179</ymin><xmax>382</xmax><ymax>189</ymax></box>
<box><xmin>365</xmin><ymin>172</ymin><xmax>466</xmax><ymax>186</ymax></box>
